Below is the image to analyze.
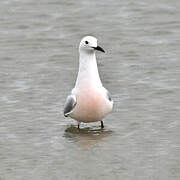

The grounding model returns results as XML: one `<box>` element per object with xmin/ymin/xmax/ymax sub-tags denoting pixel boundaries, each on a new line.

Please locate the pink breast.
<box><xmin>72</xmin><ymin>89</ymin><xmax>107</xmax><ymax>122</ymax></box>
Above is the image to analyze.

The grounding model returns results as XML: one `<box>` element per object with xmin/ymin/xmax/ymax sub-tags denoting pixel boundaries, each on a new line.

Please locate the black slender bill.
<box><xmin>93</xmin><ymin>46</ymin><xmax>105</xmax><ymax>53</ymax></box>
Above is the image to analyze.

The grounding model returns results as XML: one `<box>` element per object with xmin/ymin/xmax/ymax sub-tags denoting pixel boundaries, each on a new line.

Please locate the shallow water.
<box><xmin>0</xmin><ymin>0</ymin><xmax>180</xmax><ymax>179</ymax></box>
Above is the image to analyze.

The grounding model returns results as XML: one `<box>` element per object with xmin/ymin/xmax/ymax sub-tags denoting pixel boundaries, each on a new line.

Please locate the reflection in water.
<box><xmin>64</xmin><ymin>125</ymin><xmax>112</xmax><ymax>149</ymax></box>
<box><xmin>0</xmin><ymin>0</ymin><xmax>180</xmax><ymax>179</ymax></box>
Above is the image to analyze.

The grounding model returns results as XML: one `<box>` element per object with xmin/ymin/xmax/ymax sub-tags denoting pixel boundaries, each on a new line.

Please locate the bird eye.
<box><xmin>85</xmin><ymin>41</ymin><xmax>88</xmax><ymax>44</ymax></box>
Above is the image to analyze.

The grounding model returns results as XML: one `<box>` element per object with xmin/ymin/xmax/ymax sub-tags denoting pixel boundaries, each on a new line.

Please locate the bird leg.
<box><xmin>78</xmin><ymin>122</ymin><xmax>80</xmax><ymax>129</ymax></box>
<box><xmin>101</xmin><ymin>120</ymin><xmax>104</xmax><ymax>128</ymax></box>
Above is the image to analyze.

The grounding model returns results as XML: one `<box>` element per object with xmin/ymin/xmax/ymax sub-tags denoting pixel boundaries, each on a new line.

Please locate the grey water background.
<box><xmin>0</xmin><ymin>0</ymin><xmax>180</xmax><ymax>179</ymax></box>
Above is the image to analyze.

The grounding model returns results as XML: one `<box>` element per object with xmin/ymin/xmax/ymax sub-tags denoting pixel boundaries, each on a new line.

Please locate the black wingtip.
<box><xmin>64</xmin><ymin>113</ymin><xmax>68</xmax><ymax>117</ymax></box>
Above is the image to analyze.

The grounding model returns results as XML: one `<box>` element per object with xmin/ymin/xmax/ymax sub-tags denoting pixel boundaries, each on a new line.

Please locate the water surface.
<box><xmin>0</xmin><ymin>0</ymin><xmax>180</xmax><ymax>179</ymax></box>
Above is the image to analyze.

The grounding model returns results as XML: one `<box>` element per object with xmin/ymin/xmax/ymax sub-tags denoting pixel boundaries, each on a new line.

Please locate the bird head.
<box><xmin>79</xmin><ymin>36</ymin><xmax>105</xmax><ymax>54</ymax></box>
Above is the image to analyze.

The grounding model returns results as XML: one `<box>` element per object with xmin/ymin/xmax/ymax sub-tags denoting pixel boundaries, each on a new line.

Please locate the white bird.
<box><xmin>63</xmin><ymin>36</ymin><xmax>113</xmax><ymax>129</ymax></box>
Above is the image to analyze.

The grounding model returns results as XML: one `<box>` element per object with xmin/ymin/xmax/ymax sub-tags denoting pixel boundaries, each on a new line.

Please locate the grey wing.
<box><xmin>63</xmin><ymin>94</ymin><xmax>77</xmax><ymax>117</ymax></box>
<box><xmin>105</xmin><ymin>89</ymin><xmax>113</xmax><ymax>102</ymax></box>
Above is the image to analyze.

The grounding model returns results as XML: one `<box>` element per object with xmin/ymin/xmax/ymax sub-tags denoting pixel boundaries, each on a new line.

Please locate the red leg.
<box><xmin>101</xmin><ymin>121</ymin><xmax>104</xmax><ymax>128</ymax></box>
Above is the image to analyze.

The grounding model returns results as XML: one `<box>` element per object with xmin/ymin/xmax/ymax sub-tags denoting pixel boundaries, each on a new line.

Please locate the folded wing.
<box><xmin>63</xmin><ymin>94</ymin><xmax>77</xmax><ymax>117</ymax></box>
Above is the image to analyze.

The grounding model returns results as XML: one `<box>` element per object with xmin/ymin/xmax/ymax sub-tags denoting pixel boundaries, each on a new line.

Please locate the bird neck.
<box><xmin>75</xmin><ymin>51</ymin><xmax>102</xmax><ymax>88</ymax></box>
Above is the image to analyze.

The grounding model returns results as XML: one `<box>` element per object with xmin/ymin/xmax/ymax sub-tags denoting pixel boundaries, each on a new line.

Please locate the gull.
<box><xmin>63</xmin><ymin>36</ymin><xmax>113</xmax><ymax>129</ymax></box>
